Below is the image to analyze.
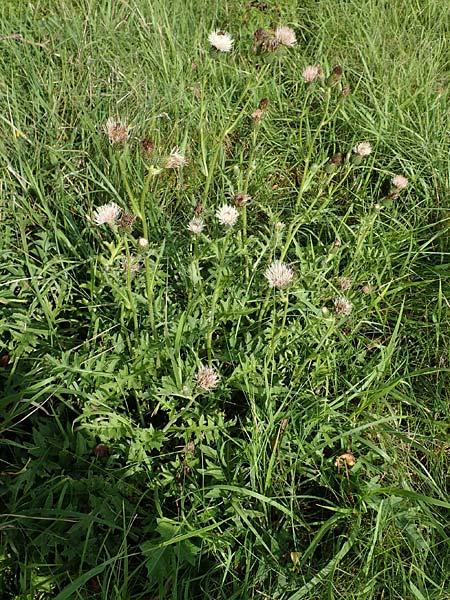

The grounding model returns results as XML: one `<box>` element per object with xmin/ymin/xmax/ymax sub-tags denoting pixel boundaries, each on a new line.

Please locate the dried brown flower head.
<box><xmin>119</xmin><ymin>212</ymin><xmax>136</xmax><ymax>230</ymax></box>
<box><xmin>103</xmin><ymin>118</ymin><xmax>130</xmax><ymax>145</ymax></box>
<box><xmin>183</xmin><ymin>441</ymin><xmax>196</xmax><ymax>456</ymax></box>
<box><xmin>120</xmin><ymin>254</ymin><xmax>141</xmax><ymax>274</ymax></box>
<box><xmin>254</xmin><ymin>28</ymin><xmax>269</xmax><ymax>43</ymax></box>
<box><xmin>141</xmin><ymin>137</ymin><xmax>155</xmax><ymax>156</ymax></box>
<box><xmin>327</xmin><ymin>65</ymin><xmax>343</xmax><ymax>86</ymax></box>
<box><xmin>326</xmin><ymin>153</ymin><xmax>343</xmax><ymax>172</ymax></box>
<box><xmin>166</xmin><ymin>147</ymin><xmax>187</xmax><ymax>169</ymax></box>
<box><xmin>263</xmin><ymin>37</ymin><xmax>281</xmax><ymax>53</ymax></box>
<box><xmin>93</xmin><ymin>443</ymin><xmax>109</xmax><ymax>457</ymax></box>
<box><xmin>259</xmin><ymin>97</ymin><xmax>270</xmax><ymax>110</ymax></box>
<box><xmin>335</xmin><ymin>451</ymin><xmax>356</xmax><ymax>469</ymax></box>
<box><xmin>234</xmin><ymin>192</ymin><xmax>252</xmax><ymax>207</ymax></box>
<box><xmin>330</xmin><ymin>154</ymin><xmax>343</xmax><ymax>166</ymax></box>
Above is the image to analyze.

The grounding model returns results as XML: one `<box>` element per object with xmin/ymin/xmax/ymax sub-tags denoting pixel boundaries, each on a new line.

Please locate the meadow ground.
<box><xmin>1</xmin><ymin>0</ymin><xmax>450</xmax><ymax>598</ymax></box>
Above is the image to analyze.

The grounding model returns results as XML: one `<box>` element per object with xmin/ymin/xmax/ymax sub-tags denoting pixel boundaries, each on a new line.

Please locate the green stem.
<box><xmin>119</xmin><ymin>154</ymin><xmax>141</xmax><ymax>218</ymax></box>
<box><xmin>123</xmin><ymin>236</ymin><xmax>139</xmax><ymax>334</ymax></box>
<box><xmin>206</xmin><ymin>232</ymin><xmax>230</xmax><ymax>362</ymax></box>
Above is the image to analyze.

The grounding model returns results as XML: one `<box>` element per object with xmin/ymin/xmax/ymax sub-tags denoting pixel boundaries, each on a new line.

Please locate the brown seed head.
<box><xmin>119</xmin><ymin>212</ymin><xmax>136</xmax><ymax>230</ymax></box>
<box><xmin>234</xmin><ymin>192</ymin><xmax>252</xmax><ymax>207</ymax></box>
<box><xmin>263</xmin><ymin>37</ymin><xmax>281</xmax><ymax>53</ymax></box>
<box><xmin>254</xmin><ymin>28</ymin><xmax>268</xmax><ymax>42</ymax></box>
<box><xmin>330</xmin><ymin>153</ymin><xmax>343</xmax><ymax>167</ymax></box>
<box><xmin>335</xmin><ymin>451</ymin><xmax>356</xmax><ymax>469</ymax></box>
<box><xmin>141</xmin><ymin>138</ymin><xmax>155</xmax><ymax>156</ymax></box>
<box><xmin>93</xmin><ymin>443</ymin><xmax>108</xmax><ymax>458</ymax></box>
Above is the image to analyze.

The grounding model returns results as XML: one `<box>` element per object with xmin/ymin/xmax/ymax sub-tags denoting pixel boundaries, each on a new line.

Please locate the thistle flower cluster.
<box><xmin>250</xmin><ymin>25</ymin><xmax>297</xmax><ymax>53</ymax></box>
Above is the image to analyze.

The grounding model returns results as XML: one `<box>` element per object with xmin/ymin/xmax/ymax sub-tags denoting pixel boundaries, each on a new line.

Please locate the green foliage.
<box><xmin>1</xmin><ymin>0</ymin><xmax>450</xmax><ymax>598</ymax></box>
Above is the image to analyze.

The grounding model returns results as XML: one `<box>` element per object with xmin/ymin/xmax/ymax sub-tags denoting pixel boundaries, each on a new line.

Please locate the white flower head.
<box><xmin>208</xmin><ymin>30</ymin><xmax>234</xmax><ymax>52</ymax></box>
<box><xmin>302</xmin><ymin>64</ymin><xmax>322</xmax><ymax>83</ymax></box>
<box><xmin>333</xmin><ymin>296</ymin><xmax>352</xmax><ymax>316</ymax></box>
<box><xmin>92</xmin><ymin>202</ymin><xmax>121</xmax><ymax>226</ymax></box>
<box><xmin>353</xmin><ymin>142</ymin><xmax>372</xmax><ymax>157</ymax></box>
<box><xmin>166</xmin><ymin>147</ymin><xmax>187</xmax><ymax>169</ymax></box>
<box><xmin>103</xmin><ymin>118</ymin><xmax>130</xmax><ymax>145</ymax></box>
<box><xmin>264</xmin><ymin>261</ymin><xmax>294</xmax><ymax>289</ymax></box>
<box><xmin>196</xmin><ymin>366</ymin><xmax>220</xmax><ymax>391</ymax></box>
<box><xmin>392</xmin><ymin>174</ymin><xmax>408</xmax><ymax>190</ymax></box>
<box><xmin>216</xmin><ymin>204</ymin><xmax>239</xmax><ymax>227</ymax></box>
<box><xmin>137</xmin><ymin>237</ymin><xmax>149</xmax><ymax>249</ymax></box>
<box><xmin>274</xmin><ymin>26</ymin><xmax>296</xmax><ymax>47</ymax></box>
<box><xmin>187</xmin><ymin>217</ymin><xmax>205</xmax><ymax>235</ymax></box>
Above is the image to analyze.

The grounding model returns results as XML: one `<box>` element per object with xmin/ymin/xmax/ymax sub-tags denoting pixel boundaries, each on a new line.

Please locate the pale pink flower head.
<box><xmin>392</xmin><ymin>175</ymin><xmax>408</xmax><ymax>190</ymax></box>
<box><xmin>187</xmin><ymin>217</ymin><xmax>205</xmax><ymax>235</ymax></box>
<box><xmin>275</xmin><ymin>26</ymin><xmax>296</xmax><ymax>47</ymax></box>
<box><xmin>264</xmin><ymin>261</ymin><xmax>294</xmax><ymax>289</ymax></box>
<box><xmin>216</xmin><ymin>204</ymin><xmax>239</xmax><ymax>227</ymax></box>
<box><xmin>338</xmin><ymin>277</ymin><xmax>352</xmax><ymax>292</ymax></box>
<box><xmin>353</xmin><ymin>142</ymin><xmax>372</xmax><ymax>157</ymax></box>
<box><xmin>302</xmin><ymin>64</ymin><xmax>323</xmax><ymax>83</ymax></box>
<box><xmin>92</xmin><ymin>202</ymin><xmax>121</xmax><ymax>226</ymax></box>
<box><xmin>333</xmin><ymin>296</ymin><xmax>352</xmax><ymax>316</ymax></box>
<box><xmin>208</xmin><ymin>31</ymin><xmax>234</xmax><ymax>52</ymax></box>
<box><xmin>196</xmin><ymin>366</ymin><xmax>220</xmax><ymax>391</ymax></box>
